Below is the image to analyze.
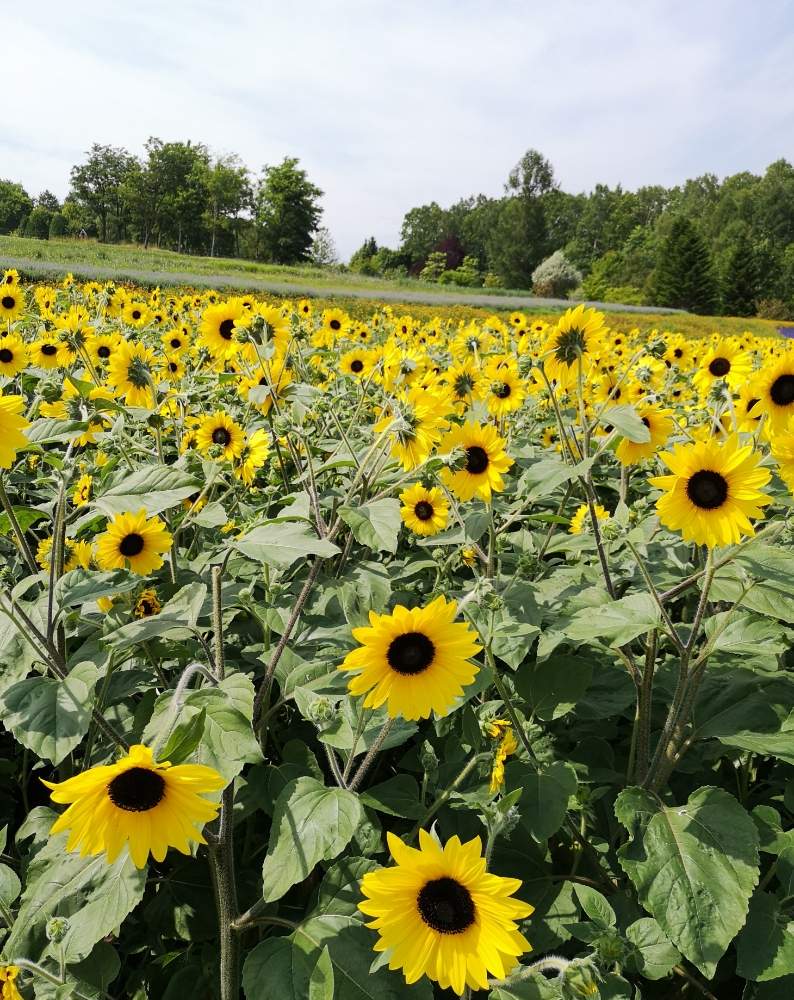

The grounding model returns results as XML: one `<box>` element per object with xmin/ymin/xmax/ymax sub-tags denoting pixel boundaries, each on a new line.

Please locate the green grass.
<box><xmin>0</xmin><ymin>235</ymin><xmax>534</xmax><ymax>297</ymax></box>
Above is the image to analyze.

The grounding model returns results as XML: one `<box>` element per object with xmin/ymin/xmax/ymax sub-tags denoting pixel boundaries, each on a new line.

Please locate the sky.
<box><xmin>3</xmin><ymin>0</ymin><xmax>794</xmax><ymax>258</ymax></box>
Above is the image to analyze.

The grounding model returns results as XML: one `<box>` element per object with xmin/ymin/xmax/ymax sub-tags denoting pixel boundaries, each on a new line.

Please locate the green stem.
<box><xmin>0</xmin><ymin>474</ymin><xmax>38</xmax><ymax>574</ymax></box>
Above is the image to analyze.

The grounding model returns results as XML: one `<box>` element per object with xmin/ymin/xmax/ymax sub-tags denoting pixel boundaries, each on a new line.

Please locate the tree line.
<box><xmin>0</xmin><ymin>139</ymin><xmax>331</xmax><ymax>265</ymax></box>
<box><xmin>351</xmin><ymin>150</ymin><xmax>794</xmax><ymax>317</ymax></box>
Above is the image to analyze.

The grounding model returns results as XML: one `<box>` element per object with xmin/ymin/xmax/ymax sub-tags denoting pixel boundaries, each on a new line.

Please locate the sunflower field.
<box><xmin>0</xmin><ymin>271</ymin><xmax>794</xmax><ymax>1000</ymax></box>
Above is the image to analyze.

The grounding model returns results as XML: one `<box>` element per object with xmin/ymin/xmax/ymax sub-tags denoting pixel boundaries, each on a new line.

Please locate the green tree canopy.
<box><xmin>255</xmin><ymin>157</ymin><xmax>323</xmax><ymax>265</ymax></box>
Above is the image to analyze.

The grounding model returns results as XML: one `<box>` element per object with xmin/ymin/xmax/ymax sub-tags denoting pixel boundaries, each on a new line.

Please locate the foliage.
<box><xmin>651</xmin><ymin>216</ymin><xmax>720</xmax><ymax>313</ymax></box>
<box><xmin>531</xmin><ymin>250</ymin><xmax>582</xmax><ymax>298</ymax></box>
<box><xmin>255</xmin><ymin>157</ymin><xmax>323</xmax><ymax>265</ymax></box>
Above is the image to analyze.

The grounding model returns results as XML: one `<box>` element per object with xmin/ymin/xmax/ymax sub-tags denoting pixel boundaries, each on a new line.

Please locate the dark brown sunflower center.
<box><xmin>350</xmin><ymin>359</ymin><xmax>364</xmax><ymax>373</ymax></box>
<box><xmin>219</xmin><ymin>319</ymin><xmax>235</xmax><ymax>340</ymax></box>
<box><xmin>107</xmin><ymin>766</ymin><xmax>166</xmax><ymax>811</ymax></box>
<box><xmin>770</xmin><ymin>374</ymin><xmax>794</xmax><ymax>407</ymax></box>
<box><xmin>674</xmin><ymin>348</ymin><xmax>683</xmax><ymax>359</ymax></box>
<box><xmin>170</xmin><ymin>338</ymin><xmax>182</xmax><ymax>348</ymax></box>
<box><xmin>417</xmin><ymin>877</ymin><xmax>476</xmax><ymax>934</ymax></box>
<box><xmin>120</xmin><ymin>533</ymin><xmax>145</xmax><ymax>557</ymax></box>
<box><xmin>1</xmin><ymin>296</ymin><xmax>15</xmax><ymax>310</ymax></box>
<box><xmin>212</xmin><ymin>427</ymin><xmax>232</xmax><ymax>446</ymax></box>
<box><xmin>139</xmin><ymin>600</ymin><xmax>156</xmax><ymax>616</ymax></box>
<box><xmin>414</xmin><ymin>501</ymin><xmax>434</xmax><ymax>521</ymax></box>
<box><xmin>387</xmin><ymin>631</ymin><xmax>435</xmax><ymax>675</ymax></box>
<box><xmin>686</xmin><ymin>470</ymin><xmax>728</xmax><ymax>510</ymax></box>
<box><xmin>42</xmin><ymin>344</ymin><xmax>58</xmax><ymax>356</ymax></box>
<box><xmin>746</xmin><ymin>397</ymin><xmax>760</xmax><ymax>417</ymax></box>
<box><xmin>642</xmin><ymin>417</ymin><xmax>651</xmax><ymax>428</ymax></box>
<box><xmin>709</xmin><ymin>357</ymin><xmax>730</xmax><ymax>377</ymax></box>
<box><xmin>493</xmin><ymin>381</ymin><xmax>511</xmax><ymax>399</ymax></box>
<box><xmin>465</xmin><ymin>446</ymin><xmax>489</xmax><ymax>475</ymax></box>
<box><xmin>0</xmin><ymin>349</ymin><xmax>13</xmax><ymax>363</ymax></box>
<box><xmin>131</xmin><ymin>310</ymin><xmax>141</xmax><ymax>320</ymax></box>
<box><xmin>98</xmin><ymin>345</ymin><xmax>111</xmax><ymax>358</ymax></box>
<box><xmin>329</xmin><ymin>319</ymin><xmax>341</xmax><ymax>331</ymax></box>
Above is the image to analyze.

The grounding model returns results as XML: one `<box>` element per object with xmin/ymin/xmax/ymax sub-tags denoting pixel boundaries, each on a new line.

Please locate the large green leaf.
<box><xmin>92</xmin><ymin>463</ymin><xmax>200</xmax><ymax>516</ymax></box>
<box><xmin>564</xmin><ymin>593</ymin><xmax>661</xmax><ymax>647</ymax></box>
<box><xmin>235</xmin><ymin>522</ymin><xmax>340</xmax><ymax>568</ymax></box>
<box><xmin>615</xmin><ymin>785</ymin><xmax>759</xmax><ymax>977</ymax></box>
<box><xmin>736</xmin><ymin>891</ymin><xmax>794</xmax><ymax>982</ymax></box>
<box><xmin>515</xmin><ymin>654</ymin><xmax>592</xmax><ymax>720</ymax></box>
<box><xmin>339</xmin><ymin>499</ymin><xmax>401</xmax><ymax>553</ymax></box>
<box><xmin>626</xmin><ymin>917</ymin><xmax>681</xmax><ymax>980</ymax></box>
<box><xmin>0</xmin><ymin>661</ymin><xmax>99</xmax><ymax>764</ymax></box>
<box><xmin>4</xmin><ymin>834</ymin><xmax>146</xmax><ymax>964</ymax></box>
<box><xmin>599</xmin><ymin>404</ymin><xmax>651</xmax><ymax>442</ymax></box>
<box><xmin>262</xmin><ymin>778</ymin><xmax>364</xmax><ymax>902</ymax></box>
<box><xmin>143</xmin><ymin>672</ymin><xmax>261</xmax><ymax>783</ymax></box>
<box><xmin>505</xmin><ymin>760</ymin><xmax>577</xmax><ymax>843</ymax></box>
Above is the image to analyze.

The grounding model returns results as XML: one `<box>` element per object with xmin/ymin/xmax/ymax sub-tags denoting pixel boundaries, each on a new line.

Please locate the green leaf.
<box><xmin>55</xmin><ymin>568</ymin><xmax>140</xmax><ymax>611</ymax></box>
<box><xmin>565</xmin><ymin>592</ymin><xmax>661</xmax><ymax>647</ymax></box>
<box><xmin>243</xmin><ymin>937</ymin><xmax>313</xmax><ymax>1000</ymax></box>
<box><xmin>736</xmin><ymin>891</ymin><xmax>794</xmax><ymax>982</ymax></box>
<box><xmin>262</xmin><ymin>778</ymin><xmax>364</xmax><ymax>902</ymax></box>
<box><xmin>93</xmin><ymin>463</ymin><xmax>200</xmax><ymax>516</ymax></box>
<box><xmin>491</xmin><ymin>618</ymin><xmax>540</xmax><ymax>670</ymax></box>
<box><xmin>157</xmin><ymin>708</ymin><xmax>207</xmax><ymax>765</ymax></box>
<box><xmin>615</xmin><ymin>785</ymin><xmax>759</xmax><ymax>977</ymax></box>
<box><xmin>626</xmin><ymin>917</ymin><xmax>681</xmax><ymax>980</ymax></box>
<box><xmin>312</xmin><ymin>858</ymin><xmax>379</xmax><ymax>917</ymax></box>
<box><xmin>235</xmin><ymin>522</ymin><xmax>340</xmax><ymax>569</ymax></box>
<box><xmin>25</xmin><ymin>418</ymin><xmax>88</xmax><ymax>444</ymax></box>
<box><xmin>4</xmin><ymin>834</ymin><xmax>147</xmax><ymax>964</ymax></box>
<box><xmin>704</xmin><ymin>612</ymin><xmax>787</xmax><ymax>658</ymax></box>
<box><xmin>600</xmin><ymin>404</ymin><xmax>651</xmax><ymax>442</ymax></box>
<box><xmin>489</xmin><ymin>972</ymin><xmax>564</xmax><ymax>998</ymax></box>
<box><xmin>359</xmin><ymin>775</ymin><xmax>425</xmax><ymax>819</ymax></box>
<box><xmin>0</xmin><ymin>660</ymin><xmax>99</xmax><ymax>765</ymax></box>
<box><xmin>143</xmin><ymin>673</ymin><xmax>261</xmax><ymax>783</ymax></box>
<box><xmin>0</xmin><ymin>862</ymin><xmax>21</xmax><ymax>909</ymax></box>
<box><xmin>339</xmin><ymin>498</ymin><xmax>402</xmax><ymax>553</ymax></box>
<box><xmin>506</xmin><ymin>760</ymin><xmax>577</xmax><ymax>843</ymax></box>
<box><xmin>0</xmin><ymin>505</ymin><xmax>47</xmax><ymax>536</ymax></box>
<box><xmin>572</xmin><ymin>882</ymin><xmax>615</xmax><ymax>928</ymax></box>
<box><xmin>308</xmin><ymin>946</ymin><xmax>334</xmax><ymax>1000</ymax></box>
<box><xmin>515</xmin><ymin>655</ymin><xmax>592</xmax><ymax>720</ymax></box>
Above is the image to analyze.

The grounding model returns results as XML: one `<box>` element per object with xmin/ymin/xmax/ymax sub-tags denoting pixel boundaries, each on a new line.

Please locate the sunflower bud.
<box><xmin>307</xmin><ymin>697</ymin><xmax>334</xmax><ymax>723</ymax></box>
<box><xmin>40</xmin><ymin>378</ymin><xmax>63</xmax><ymax>403</ymax></box>
<box><xmin>420</xmin><ymin>741</ymin><xmax>438</xmax><ymax>774</ymax></box>
<box><xmin>46</xmin><ymin>916</ymin><xmax>70</xmax><ymax>943</ymax></box>
<box><xmin>561</xmin><ymin>959</ymin><xmax>601</xmax><ymax>998</ymax></box>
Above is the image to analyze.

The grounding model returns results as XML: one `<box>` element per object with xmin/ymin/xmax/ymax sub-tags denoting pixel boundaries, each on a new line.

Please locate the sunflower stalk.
<box><xmin>207</xmin><ymin>567</ymin><xmax>240</xmax><ymax>1000</ymax></box>
<box><xmin>0</xmin><ymin>474</ymin><xmax>38</xmax><ymax>575</ymax></box>
<box><xmin>348</xmin><ymin>718</ymin><xmax>394</xmax><ymax>792</ymax></box>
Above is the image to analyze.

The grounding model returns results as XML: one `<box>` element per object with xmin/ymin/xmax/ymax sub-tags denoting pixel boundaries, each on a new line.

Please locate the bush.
<box><xmin>756</xmin><ymin>297</ymin><xmax>794</xmax><ymax>321</ymax></box>
<box><xmin>419</xmin><ymin>251</ymin><xmax>447</xmax><ymax>281</ymax></box>
<box><xmin>531</xmin><ymin>250</ymin><xmax>582</xmax><ymax>298</ymax></box>
<box><xmin>483</xmin><ymin>272</ymin><xmax>503</xmax><ymax>288</ymax></box>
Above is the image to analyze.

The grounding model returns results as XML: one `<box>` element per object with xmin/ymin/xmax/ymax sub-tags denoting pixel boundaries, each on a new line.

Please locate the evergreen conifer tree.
<box><xmin>722</xmin><ymin>232</ymin><xmax>758</xmax><ymax>316</ymax></box>
<box><xmin>649</xmin><ymin>217</ymin><xmax>720</xmax><ymax>314</ymax></box>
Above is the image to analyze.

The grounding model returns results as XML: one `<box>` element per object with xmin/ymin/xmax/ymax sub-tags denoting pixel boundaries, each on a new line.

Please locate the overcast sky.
<box><xmin>4</xmin><ymin>0</ymin><xmax>794</xmax><ymax>257</ymax></box>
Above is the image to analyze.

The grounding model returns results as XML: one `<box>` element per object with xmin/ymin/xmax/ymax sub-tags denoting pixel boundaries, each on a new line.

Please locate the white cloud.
<box><xmin>2</xmin><ymin>0</ymin><xmax>793</xmax><ymax>256</ymax></box>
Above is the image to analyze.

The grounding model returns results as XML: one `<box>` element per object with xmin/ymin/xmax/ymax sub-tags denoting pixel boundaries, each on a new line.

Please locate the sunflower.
<box><xmin>2</xmin><ymin>267</ymin><xmax>19</xmax><ymax>287</ymax></box>
<box><xmin>237</xmin><ymin>353</ymin><xmax>294</xmax><ymax>415</ymax></box>
<box><xmin>399</xmin><ymin>483</ymin><xmax>449</xmax><ymax>536</ymax></box>
<box><xmin>161</xmin><ymin>327</ymin><xmax>191</xmax><ymax>355</ymax></box>
<box><xmin>43</xmin><ymin>743</ymin><xmax>224</xmax><ymax>869</ymax></box>
<box><xmin>199</xmin><ymin>299</ymin><xmax>247</xmax><ymax>359</ymax></box>
<box><xmin>692</xmin><ymin>338</ymin><xmax>753</xmax><ymax>393</ymax></box>
<box><xmin>36</xmin><ymin>537</ymin><xmax>93</xmax><ymax>572</ymax></box>
<box><xmin>735</xmin><ymin>380</ymin><xmax>765</xmax><ymax>434</ymax></box>
<box><xmin>107</xmin><ymin>341</ymin><xmax>158</xmax><ymax>408</ymax></box>
<box><xmin>87</xmin><ymin>332</ymin><xmax>123</xmax><ymax>367</ymax></box>
<box><xmin>0</xmin><ymin>286</ymin><xmax>24</xmax><ymax>323</ymax></box>
<box><xmin>569</xmin><ymin>502</ymin><xmax>610</xmax><ymax>535</ymax></box>
<box><xmin>374</xmin><ymin>387</ymin><xmax>450</xmax><ymax>471</ymax></box>
<box><xmin>615</xmin><ymin>406</ymin><xmax>674</xmax><ymax>466</ymax></box>
<box><xmin>235</xmin><ymin>428</ymin><xmax>270</xmax><ymax>486</ymax></box>
<box><xmin>297</xmin><ymin>298</ymin><xmax>312</xmax><ymax>318</ymax></box>
<box><xmin>751</xmin><ymin>356</ymin><xmax>794</xmax><ymax>432</ymax></box>
<box><xmin>339</xmin><ymin>595</ymin><xmax>481</xmax><ymax>720</ymax></box>
<box><xmin>769</xmin><ymin>417</ymin><xmax>794</xmax><ymax>493</ymax></box>
<box><xmin>196</xmin><ymin>411</ymin><xmax>246</xmax><ymax>461</ymax></box>
<box><xmin>0</xmin><ymin>965</ymin><xmax>22</xmax><ymax>1000</ymax></box>
<box><xmin>0</xmin><ymin>333</ymin><xmax>28</xmax><ymax>377</ymax></box>
<box><xmin>440</xmin><ymin>421</ymin><xmax>513</xmax><ymax>503</ymax></box>
<box><xmin>72</xmin><ymin>473</ymin><xmax>93</xmax><ymax>507</ymax></box>
<box><xmin>480</xmin><ymin>362</ymin><xmax>526</xmax><ymax>418</ymax></box>
<box><xmin>314</xmin><ymin>307</ymin><xmax>349</xmax><ymax>347</ymax></box>
<box><xmin>134</xmin><ymin>588</ymin><xmax>162</xmax><ymax>618</ymax></box>
<box><xmin>650</xmin><ymin>436</ymin><xmax>772</xmax><ymax>548</ymax></box>
<box><xmin>0</xmin><ymin>395</ymin><xmax>29</xmax><ymax>469</ymax></box>
<box><xmin>122</xmin><ymin>301</ymin><xmax>152</xmax><ymax>328</ymax></box>
<box><xmin>444</xmin><ymin>360</ymin><xmax>481</xmax><ymax>409</ymax></box>
<box><xmin>30</xmin><ymin>336</ymin><xmax>65</xmax><ymax>370</ymax></box>
<box><xmin>159</xmin><ymin>356</ymin><xmax>186</xmax><ymax>381</ymax></box>
<box><xmin>542</xmin><ymin>305</ymin><xmax>607</xmax><ymax>383</ymax></box>
<box><xmin>359</xmin><ymin>830</ymin><xmax>533</xmax><ymax>995</ymax></box>
<box><xmin>339</xmin><ymin>348</ymin><xmax>374</xmax><ymax>378</ymax></box>
<box><xmin>490</xmin><ymin>725</ymin><xmax>519</xmax><ymax>793</ymax></box>
<box><xmin>96</xmin><ymin>510</ymin><xmax>173</xmax><ymax>575</ymax></box>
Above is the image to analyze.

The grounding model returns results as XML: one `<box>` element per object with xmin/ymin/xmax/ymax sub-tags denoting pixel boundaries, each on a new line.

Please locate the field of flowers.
<box><xmin>0</xmin><ymin>272</ymin><xmax>793</xmax><ymax>999</ymax></box>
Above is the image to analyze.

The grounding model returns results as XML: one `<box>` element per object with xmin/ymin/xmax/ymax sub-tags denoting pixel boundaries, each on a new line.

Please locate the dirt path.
<box><xmin>0</xmin><ymin>254</ymin><xmax>683</xmax><ymax>314</ymax></box>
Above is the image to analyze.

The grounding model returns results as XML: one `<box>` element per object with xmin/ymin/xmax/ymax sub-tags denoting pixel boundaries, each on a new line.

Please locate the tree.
<box><xmin>69</xmin><ymin>144</ymin><xmax>136</xmax><ymax>242</ymax></box>
<box><xmin>349</xmin><ymin>237</ymin><xmax>379</xmax><ymax>273</ymax></box>
<box><xmin>36</xmin><ymin>190</ymin><xmax>61</xmax><ymax>213</ymax></box>
<box><xmin>400</xmin><ymin>202</ymin><xmax>450</xmax><ymax>269</ymax></box>
<box><xmin>722</xmin><ymin>232</ymin><xmax>759</xmax><ymax>317</ymax></box>
<box><xmin>309</xmin><ymin>226</ymin><xmax>339</xmax><ymax>267</ymax></box>
<box><xmin>199</xmin><ymin>155</ymin><xmax>251</xmax><ymax>257</ymax></box>
<box><xmin>23</xmin><ymin>206</ymin><xmax>52</xmax><ymax>239</ymax></box>
<box><xmin>0</xmin><ymin>180</ymin><xmax>33</xmax><ymax>234</ymax></box>
<box><xmin>255</xmin><ymin>158</ymin><xmax>323</xmax><ymax>264</ymax></box>
<box><xmin>651</xmin><ymin>217</ymin><xmax>719</xmax><ymax>314</ymax></box>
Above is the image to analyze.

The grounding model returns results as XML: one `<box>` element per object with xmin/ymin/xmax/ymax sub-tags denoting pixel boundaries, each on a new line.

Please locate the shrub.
<box><xmin>531</xmin><ymin>249</ymin><xmax>582</xmax><ymax>298</ymax></box>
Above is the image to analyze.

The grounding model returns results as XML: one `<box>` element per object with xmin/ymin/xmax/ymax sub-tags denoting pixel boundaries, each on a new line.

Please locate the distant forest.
<box><xmin>1</xmin><ymin>140</ymin><xmax>793</xmax><ymax>315</ymax></box>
